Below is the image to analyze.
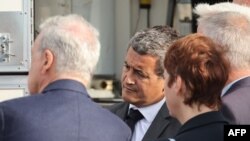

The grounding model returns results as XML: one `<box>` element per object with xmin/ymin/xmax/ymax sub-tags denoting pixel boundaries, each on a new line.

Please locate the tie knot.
<box><xmin>127</xmin><ymin>109</ymin><xmax>144</xmax><ymax>121</ymax></box>
<box><xmin>125</xmin><ymin>109</ymin><xmax>144</xmax><ymax>132</ymax></box>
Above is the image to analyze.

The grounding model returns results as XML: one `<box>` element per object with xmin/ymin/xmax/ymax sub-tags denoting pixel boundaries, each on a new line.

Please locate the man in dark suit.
<box><xmin>109</xmin><ymin>26</ymin><xmax>181</xmax><ymax>141</ymax></box>
<box><xmin>195</xmin><ymin>2</ymin><xmax>250</xmax><ymax>124</ymax></box>
<box><xmin>0</xmin><ymin>14</ymin><xmax>131</xmax><ymax>141</ymax></box>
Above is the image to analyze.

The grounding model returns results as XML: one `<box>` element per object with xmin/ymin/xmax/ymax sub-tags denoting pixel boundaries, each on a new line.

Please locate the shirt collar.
<box><xmin>129</xmin><ymin>98</ymin><xmax>165</xmax><ymax>123</ymax></box>
<box><xmin>221</xmin><ymin>76</ymin><xmax>250</xmax><ymax>97</ymax></box>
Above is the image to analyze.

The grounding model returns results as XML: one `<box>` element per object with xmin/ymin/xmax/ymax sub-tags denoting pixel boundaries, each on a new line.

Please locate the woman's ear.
<box><xmin>175</xmin><ymin>76</ymin><xmax>183</xmax><ymax>95</ymax></box>
<box><xmin>41</xmin><ymin>49</ymin><xmax>54</xmax><ymax>74</ymax></box>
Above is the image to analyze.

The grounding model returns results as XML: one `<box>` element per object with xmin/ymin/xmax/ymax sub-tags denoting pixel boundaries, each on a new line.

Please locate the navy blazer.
<box><xmin>109</xmin><ymin>102</ymin><xmax>181</xmax><ymax>141</ymax></box>
<box><xmin>156</xmin><ymin>111</ymin><xmax>228</xmax><ymax>141</ymax></box>
<box><xmin>221</xmin><ymin>76</ymin><xmax>250</xmax><ymax>124</ymax></box>
<box><xmin>0</xmin><ymin>79</ymin><xmax>131</xmax><ymax>141</ymax></box>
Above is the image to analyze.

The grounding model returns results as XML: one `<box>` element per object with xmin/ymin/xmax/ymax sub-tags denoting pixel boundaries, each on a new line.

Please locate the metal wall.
<box><xmin>35</xmin><ymin>0</ymin><xmax>115</xmax><ymax>76</ymax></box>
<box><xmin>0</xmin><ymin>0</ymin><xmax>33</xmax><ymax>101</ymax></box>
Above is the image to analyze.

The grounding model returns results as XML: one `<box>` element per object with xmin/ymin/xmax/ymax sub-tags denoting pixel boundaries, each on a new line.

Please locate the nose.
<box><xmin>123</xmin><ymin>70</ymin><xmax>135</xmax><ymax>85</ymax></box>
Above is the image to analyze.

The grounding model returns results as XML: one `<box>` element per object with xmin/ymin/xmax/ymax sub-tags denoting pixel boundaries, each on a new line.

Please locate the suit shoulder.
<box><xmin>0</xmin><ymin>95</ymin><xmax>36</xmax><ymax>104</ymax></box>
<box><xmin>107</xmin><ymin>102</ymin><xmax>128</xmax><ymax>112</ymax></box>
<box><xmin>93</xmin><ymin>106</ymin><xmax>132</xmax><ymax>139</ymax></box>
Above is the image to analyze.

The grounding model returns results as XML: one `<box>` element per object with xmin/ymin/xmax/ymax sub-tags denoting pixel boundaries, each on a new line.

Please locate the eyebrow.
<box><xmin>134</xmin><ymin>66</ymin><xmax>150</xmax><ymax>77</ymax></box>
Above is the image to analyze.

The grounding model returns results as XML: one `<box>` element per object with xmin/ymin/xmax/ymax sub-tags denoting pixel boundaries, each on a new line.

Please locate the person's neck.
<box><xmin>37</xmin><ymin>74</ymin><xmax>57</xmax><ymax>93</ymax></box>
<box><xmin>38</xmin><ymin>72</ymin><xmax>88</xmax><ymax>93</ymax></box>
<box><xmin>177</xmin><ymin>104</ymin><xmax>215</xmax><ymax>125</ymax></box>
<box><xmin>227</xmin><ymin>69</ymin><xmax>250</xmax><ymax>85</ymax></box>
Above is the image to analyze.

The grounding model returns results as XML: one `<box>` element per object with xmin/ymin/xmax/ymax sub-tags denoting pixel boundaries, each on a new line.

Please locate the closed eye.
<box><xmin>134</xmin><ymin>69</ymin><xmax>149</xmax><ymax>79</ymax></box>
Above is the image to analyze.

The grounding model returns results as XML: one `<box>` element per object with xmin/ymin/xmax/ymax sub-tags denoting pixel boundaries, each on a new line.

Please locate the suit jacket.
<box><xmin>221</xmin><ymin>76</ymin><xmax>250</xmax><ymax>124</ymax></box>
<box><xmin>156</xmin><ymin>111</ymin><xmax>228</xmax><ymax>141</ymax></box>
<box><xmin>109</xmin><ymin>102</ymin><xmax>181</xmax><ymax>141</ymax></box>
<box><xmin>0</xmin><ymin>79</ymin><xmax>131</xmax><ymax>141</ymax></box>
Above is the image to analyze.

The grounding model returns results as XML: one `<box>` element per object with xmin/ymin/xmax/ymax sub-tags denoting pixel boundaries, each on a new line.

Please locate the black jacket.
<box><xmin>109</xmin><ymin>102</ymin><xmax>181</xmax><ymax>141</ymax></box>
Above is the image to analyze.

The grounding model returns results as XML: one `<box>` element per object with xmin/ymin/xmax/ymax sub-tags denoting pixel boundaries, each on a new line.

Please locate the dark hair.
<box><xmin>128</xmin><ymin>25</ymin><xmax>180</xmax><ymax>78</ymax></box>
<box><xmin>164</xmin><ymin>33</ymin><xmax>230</xmax><ymax>109</ymax></box>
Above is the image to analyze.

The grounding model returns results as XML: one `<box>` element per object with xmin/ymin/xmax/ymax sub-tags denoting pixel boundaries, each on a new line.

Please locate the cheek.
<box><xmin>121</xmin><ymin>71</ymin><xmax>126</xmax><ymax>81</ymax></box>
<box><xmin>28</xmin><ymin>59</ymin><xmax>42</xmax><ymax>94</ymax></box>
<box><xmin>28</xmin><ymin>63</ymin><xmax>36</xmax><ymax>84</ymax></box>
<box><xmin>165</xmin><ymin>91</ymin><xmax>175</xmax><ymax>116</ymax></box>
<box><xmin>164</xmin><ymin>86</ymin><xmax>168</xmax><ymax>97</ymax></box>
<box><xmin>28</xmin><ymin>73</ymin><xmax>36</xmax><ymax>94</ymax></box>
<box><xmin>143</xmin><ymin>82</ymin><xmax>163</xmax><ymax>99</ymax></box>
<box><xmin>137</xmin><ymin>85</ymin><xmax>145</xmax><ymax>97</ymax></box>
<box><xmin>164</xmin><ymin>84</ymin><xmax>174</xmax><ymax>104</ymax></box>
<box><xmin>164</xmin><ymin>87</ymin><xmax>172</xmax><ymax>104</ymax></box>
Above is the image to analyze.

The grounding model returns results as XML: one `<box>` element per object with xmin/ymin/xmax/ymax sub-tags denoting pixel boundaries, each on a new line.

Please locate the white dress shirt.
<box><xmin>129</xmin><ymin>98</ymin><xmax>166</xmax><ymax>141</ymax></box>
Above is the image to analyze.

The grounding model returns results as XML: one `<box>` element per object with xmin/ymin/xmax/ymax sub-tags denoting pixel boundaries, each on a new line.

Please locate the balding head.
<box><xmin>39</xmin><ymin>14</ymin><xmax>100</xmax><ymax>85</ymax></box>
<box><xmin>195</xmin><ymin>3</ymin><xmax>250</xmax><ymax>71</ymax></box>
<box><xmin>234</xmin><ymin>0</ymin><xmax>250</xmax><ymax>6</ymax></box>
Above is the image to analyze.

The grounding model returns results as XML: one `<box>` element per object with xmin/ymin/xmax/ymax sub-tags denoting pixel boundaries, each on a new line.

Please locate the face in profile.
<box><xmin>121</xmin><ymin>47</ymin><xmax>165</xmax><ymax>107</ymax></box>
<box><xmin>28</xmin><ymin>34</ymin><xmax>43</xmax><ymax>94</ymax></box>
<box><xmin>164</xmin><ymin>71</ymin><xmax>182</xmax><ymax>118</ymax></box>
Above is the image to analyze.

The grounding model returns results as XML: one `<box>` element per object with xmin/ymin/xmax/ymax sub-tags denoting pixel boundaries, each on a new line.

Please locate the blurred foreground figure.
<box><xmin>191</xmin><ymin>0</ymin><xmax>232</xmax><ymax>32</ymax></box>
<box><xmin>195</xmin><ymin>2</ymin><xmax>250</xmax><ymax>124</ymax></box>
<box><xmin>0</xmin><ymin>14</ymin><xmax>131</xmax><ymax>141</ymax></box>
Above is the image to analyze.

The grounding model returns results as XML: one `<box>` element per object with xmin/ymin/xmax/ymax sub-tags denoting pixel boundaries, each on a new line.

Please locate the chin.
<box><xmin>122</xmin><ymin>93</ymin><xmax>136</xmax><ymax>103</ymax></box>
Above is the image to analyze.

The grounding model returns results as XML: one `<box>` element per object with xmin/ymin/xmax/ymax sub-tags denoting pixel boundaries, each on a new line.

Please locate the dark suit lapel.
<box><xmin>142</xmin><ymin>104</ymin><xmax>170</xmax><ymax>141</ymax></box>
<box><xmin>114</xmin><ymin>103</ymin><xmax>130</xmax><ymax>120</ymax></box>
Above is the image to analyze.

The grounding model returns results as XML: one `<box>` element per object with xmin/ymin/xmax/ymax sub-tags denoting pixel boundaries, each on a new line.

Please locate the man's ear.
<box><xmin>41</xmin><ymin>49</ymin><xmax>54</xmax><ymax>74</ymax></box>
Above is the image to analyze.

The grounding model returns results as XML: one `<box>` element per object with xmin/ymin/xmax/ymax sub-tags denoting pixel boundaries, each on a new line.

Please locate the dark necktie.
<box><xmin>125</xmin><ymin>109</ymin><xmax>144</xmax><ymax>132</ymax></box>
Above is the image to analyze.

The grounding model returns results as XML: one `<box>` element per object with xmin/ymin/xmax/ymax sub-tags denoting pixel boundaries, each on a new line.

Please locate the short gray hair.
<box><xmin>39</xmin><ymin>14</ymin><xmax>100</xmax><ymax>84</ymax></box>
<box><xmin>128</xmin><ymin>25</ymin><xmax>180</xmax><ymax>78</ymax></box>
<box><xmin>195</xmin><ymin>3</ymin><xmax>250</xmax><ymax>69</ymax></box>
